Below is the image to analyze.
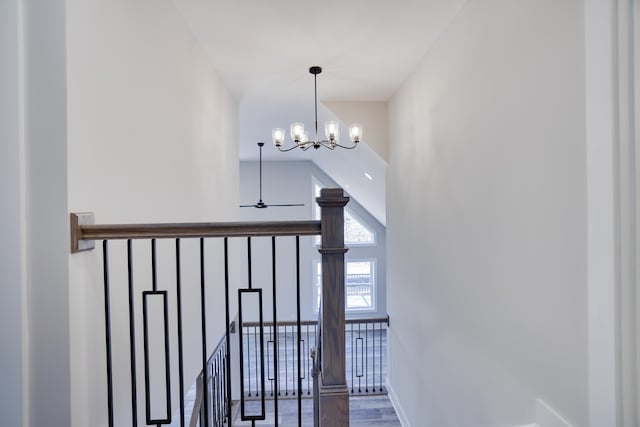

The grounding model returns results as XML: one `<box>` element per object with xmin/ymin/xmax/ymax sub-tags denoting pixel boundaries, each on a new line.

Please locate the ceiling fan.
<box><xmin>240</xmin><ymin>142</ymin><xmax>305</xmax><ymax>209</ymax></box>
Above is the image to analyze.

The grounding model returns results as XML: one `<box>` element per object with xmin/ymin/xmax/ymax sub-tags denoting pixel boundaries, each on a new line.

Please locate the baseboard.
<box><xmin>383</xmin><ymin>385</ymin><xmax>571</xmax><ymax>427</ymax></box>
<box><xmin>385</xmin><ymin>380</ymin><xmax>410</xmax><ymax>427</ymax></box>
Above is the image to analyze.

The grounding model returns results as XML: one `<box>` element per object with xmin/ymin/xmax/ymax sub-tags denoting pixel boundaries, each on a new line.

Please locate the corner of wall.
<box><xmin>385</xmin><ymin>380</ymin><xmax>410</xmax><ymax>427</ymax></box>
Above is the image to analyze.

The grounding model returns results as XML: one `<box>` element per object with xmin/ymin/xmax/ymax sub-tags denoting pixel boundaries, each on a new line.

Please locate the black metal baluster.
<box><xmin>296</xmin><ymin>236</ymin><xmax>302</xmax><ymax>427</ymax></box>
<box><xmin>378</xmin><ymin>321</ymin><xmax>382</xmax><ymax>392</ymax></box>
<box><xmin>175</xmin><ymin>239</ymin><xmax>185</xmax><ymax>427</ymax></box>
<box><xmin>247</xmin><ymin>237</ymin><xmax>252</xmax><ymax>400</ymax></box>
<box><xmin>358</xmin><ymin>323</ymin><xmax>362</xmax><ymax>393</ymax></box>
<box><xmin>143</xmin><ymin>239</ymin><xmax>172</xmax><ymax>426</ymax></box>
<box><xmin>350</xmin><ymin>323</ymin><xmax>354</xmax><ymax>394</ymax></box>
<box><xmin>213</xmin><ymin>357</ymin><xmax>217</xmax><ymax>426</ymax></box>
<box><xmin>306</xmin><ymin>324</ymin><xmax>311</xmax><ymax>395</ymax></box>
<box><xmin>382</xmin><ymin>319</ymin><xmax>385</xmax><ymax>392</ymax></box>
<box><xmin>216</xmin><ymin>356</ymin><xmax>220</xmax><ymax>425</ymax></box>
<box><xmin>238</xmin><ymin>290</ymin><xmax>265</xmax><ymax>423</ymax></box>
<box><xmin>102</xmin><ymin>240</ymin><xmax>114</xmax><ymax>427</ymax></box>
<box><xmin>216</xmin><ymin>354</ymin><xmax>221</xmax><ymax>425</ymax></box>
<box><xmin>255</xmin><ymin>325</ymin><xmax>259</xmax><ymax>397</ymax></box>
<box><xmin>373</xmin><ymin>322</ymin><xmax>377</xmax><ymax>393</ymax></box>
<box><xmin>271</xmin><ymin>236</ymin><xmax>279</xmax><ymax>426</ymax></box>
<box><xmin>246</xmin><ymin>325</ymin><xmax>251</xmax><ymax>397</ymax></box>
<box><xmin>292</xmin><ymin>324</ymin><xmax>296</xmax><ymax>397</ymax></box>
<box><xmin>365</xmin><ymin>322</ymin><xmax>369</xmax><ymax>393</ymax></box>
<box><xmin>284</xmin><ymin>324</ymin><xmax>288</xmax><ymax>396</ymax></box>
<box><xmin>268</xmin><ymin>325</ymin><xmax>273</xmax><ymax>397</ymax></box>
<box><xmin>126</xmin><ymin>240</ymin><xmax>138</xmax><ymax>426</ymax></box>
<box><xmin>199</xmin><ymin>238</ymin><xmax>209</xmax><ymax>427</ymax></box>
<box><xmin>223</xmin><ymin>238</ymin><xmax>233</xmax><ymax>427</ymax></box>
<box><xmin>249</xmin><ymin>237</ymin><xmax>258</xmax><ymax>427</ymax></box>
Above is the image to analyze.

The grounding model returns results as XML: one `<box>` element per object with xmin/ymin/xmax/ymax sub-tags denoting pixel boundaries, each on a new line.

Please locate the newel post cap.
<box><xmin>316</xmin><ymin>188</ymin><xmax>349</xmax><ymax>207</ymax></box>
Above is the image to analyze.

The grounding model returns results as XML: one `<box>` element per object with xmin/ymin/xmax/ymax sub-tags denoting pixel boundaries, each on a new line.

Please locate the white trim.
<box><xmin>585</xmin><ymin>1</ymin><xmax>620</xmax><ymax>425</ymax></box>
<box><xmin>18</xmin><ymin>0</ymin><xmax>29</xmax><ymax>425</ymax></box>
<box><xmin>617</xmin><ymin>0</ymin><xmax>640</xmax><ymax>425</ymax></box>
<box><xmin>385</xmin><ymin>380</ymin><xmax>410</xmax><ymax>427</ymax></box>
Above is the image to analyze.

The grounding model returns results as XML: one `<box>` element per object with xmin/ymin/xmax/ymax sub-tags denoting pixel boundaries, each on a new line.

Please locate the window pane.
<box><xmin>344</xmin><ymin>210</ymin><xmax>375</xmax><ymax>245</ymax></box>
<box><xmin>346</xmin><ymin>261</ymin><xmax>374</xmax><ymax>309</ymax></box>
<box><xmin>314</xmin><ymin>260</ymin><xmax>375</xmax><ymax>312</ymax></box>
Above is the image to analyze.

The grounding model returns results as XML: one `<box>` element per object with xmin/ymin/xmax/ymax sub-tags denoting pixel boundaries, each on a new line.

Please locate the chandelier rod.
<box><xmin>314</xmin><ymin>71</ymin><xmax>318</xmax><ymax>142</ymax></box>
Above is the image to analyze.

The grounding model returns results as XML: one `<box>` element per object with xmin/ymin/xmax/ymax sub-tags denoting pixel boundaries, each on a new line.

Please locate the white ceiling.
<box><xmin>171</xmin><ymin>0</ymin><xmax>467</xmax><ymax>223</ymax></box>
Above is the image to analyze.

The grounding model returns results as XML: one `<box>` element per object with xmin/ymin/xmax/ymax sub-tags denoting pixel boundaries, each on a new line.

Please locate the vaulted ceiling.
<box><xmin>172</xmin><ymin>0</ymin><xmax>467</xmax><ymax>224</ymax></box>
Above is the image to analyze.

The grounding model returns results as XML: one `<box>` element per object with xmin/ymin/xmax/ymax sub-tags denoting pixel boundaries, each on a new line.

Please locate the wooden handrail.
<box><xmin>70</xmin><ymin>213</ymin><xmax>321</xmax><ymax>253</ymax></box>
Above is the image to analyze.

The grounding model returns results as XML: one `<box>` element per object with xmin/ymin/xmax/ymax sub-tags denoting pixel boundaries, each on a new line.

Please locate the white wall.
<box><xmin>324</xmin><ymin>101</ymin><xmax>390</xmax><ymax>162</ymax></box>
<box><xmin>0</xmin><ymin>1</ymin><xmax>26</xmax><ymax>425</ymax></box>
<box><xmin>387</xmin><ymin>1</ymin><xmax>588</xmax><ymax>426</ymax></box>
<box><xmin>66</xmin><ymin>1</ymin><xmax>239</xmax><ymax>425</ymax></box>
<box><xmin>239</xmin><ymin>160</ymin><xmax>387</xmax><ymax>321</ymax></box>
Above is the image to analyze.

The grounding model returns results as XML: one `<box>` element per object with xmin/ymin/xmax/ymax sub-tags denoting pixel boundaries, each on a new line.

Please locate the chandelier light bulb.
<box><xmin>290</xmin><ymin>123</ymin><xmax>305</xmax><ymax>143</ymax></box>
<box><xmin>272</xmin><ymin>128</ymin><xmax>285</xmax><ymax>146</ymax></box>
<box><xmin>325</xmin><ymin>121</ymin><xmax>339</xmax><ymax>142</ymax></box>
<box><xmin>349</xmin><ymin>123</ymin><xmax>362</xmax><ymax>143</ymax></box>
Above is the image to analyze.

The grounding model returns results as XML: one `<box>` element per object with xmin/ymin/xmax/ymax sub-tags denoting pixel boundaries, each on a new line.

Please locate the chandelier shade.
<box><xmin>273</xmin><ymin>66</ymin><xmax>362</xmax><ymax>151</ymax></box>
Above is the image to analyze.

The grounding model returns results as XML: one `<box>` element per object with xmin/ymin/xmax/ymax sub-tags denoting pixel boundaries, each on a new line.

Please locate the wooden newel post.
<box><xmin>317</xmin><ymin>188</ymin><xmax>350</xmax><ymax>426</ymax></box>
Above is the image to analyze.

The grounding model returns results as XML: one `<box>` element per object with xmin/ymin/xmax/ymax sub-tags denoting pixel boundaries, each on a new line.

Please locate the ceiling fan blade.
<box><xmin>240</xmin><ymin>202</ymin><xmax>305</xmax><ymax>208</ymax></box>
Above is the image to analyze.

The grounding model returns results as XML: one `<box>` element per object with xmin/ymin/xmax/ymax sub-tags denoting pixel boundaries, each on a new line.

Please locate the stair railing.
<box><xmin>70</xmin><ymin>187</ymin><xmax>350</xmax><ymax>427</ymax></box>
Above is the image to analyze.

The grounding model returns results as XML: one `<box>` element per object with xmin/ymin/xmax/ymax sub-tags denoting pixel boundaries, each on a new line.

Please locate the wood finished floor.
<box><xmin>171</xmin><ymin>389</ymin><xmax>401</xmax><ymax>426</ymax></box>
<box><xmin>233</xmin><ymin>395</ymin><xmax>402</xmax><ymax>426</ymax></box>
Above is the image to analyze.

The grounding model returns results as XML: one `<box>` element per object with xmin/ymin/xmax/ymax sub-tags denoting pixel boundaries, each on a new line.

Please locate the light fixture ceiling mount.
<box><xmin>272</xmin><ymin>66</ymin><xmax>362</xmax><ymax>151</ymax></box>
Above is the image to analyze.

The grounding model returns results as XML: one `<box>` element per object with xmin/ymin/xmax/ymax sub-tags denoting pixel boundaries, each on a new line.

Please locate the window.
<box><xmin>314</xmin><ymin>260</ymin><xmax>376</xmax><ymax>312</ymax></box>
<box><xmin>313</xmin><ymin>181</ymin><xmax>375</xmax><ymax>246</ymax></box>
<box><xmin>345</xmin><ymin>261</ymin><xmax>375</xmax><ymax>309</ymax></box>
<box><xmin>344</xmin><ymin>210</ymin><xmax>375</xmax><ymax>245</ymax></box>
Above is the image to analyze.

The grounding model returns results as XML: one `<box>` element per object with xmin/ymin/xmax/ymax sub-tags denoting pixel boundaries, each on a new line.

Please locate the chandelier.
<box><xmin>272</xmin><ymin>66</ymin><xmax>362</xmax><ymax>151</ymax></box>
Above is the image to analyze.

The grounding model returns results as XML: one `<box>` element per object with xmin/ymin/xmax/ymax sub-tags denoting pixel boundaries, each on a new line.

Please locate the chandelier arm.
<box><xmin>333</xmin><ymin>142</ymin><xmax>358</xmax><ymax>150</ymax></box>
<box><xmin>275</xmin><ymin>144</ymin><xmax>302</xmax><ymax>153</ymax></box>
<box><xmin>318</xmin><ymin>141</ymin><xmax>336</xmax><ymax>150</ymax></box>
